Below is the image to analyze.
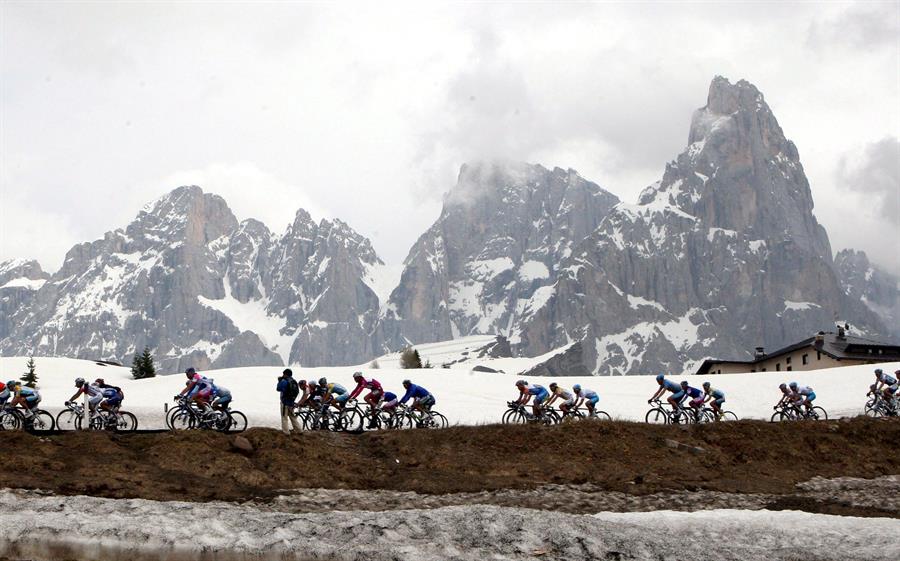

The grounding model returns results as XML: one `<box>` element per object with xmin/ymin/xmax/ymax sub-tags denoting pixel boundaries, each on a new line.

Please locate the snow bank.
<box><xmin>0</xmin><ymin>490</ymin><xmax>896</xmax><ymax>561</ymax></box>
<box><xmin>0</xmin><ymin>356</ymin><xmax>895</xmax><ymax>429</ymax></box>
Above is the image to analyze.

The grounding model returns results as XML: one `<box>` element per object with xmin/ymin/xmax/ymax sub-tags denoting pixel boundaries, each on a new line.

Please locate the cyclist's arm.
<box><xmin>179</xmin><ymin>381</ymin><xmax>197</xmax><ymax>396</ymax></box>
<box><xmin>67</xmin><ymin>389</ymin><xmax>83</xmax><ymax>402</ymax></box>
<box><xmin>649</xmin><ymin>387</ymin><xmax>664</xmax><ymax>401</ymax></box>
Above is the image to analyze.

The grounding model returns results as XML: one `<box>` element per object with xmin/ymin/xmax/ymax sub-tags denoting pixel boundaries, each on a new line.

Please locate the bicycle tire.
<box><xmin>501</xmin><ymin>408</ymin><xmax>519</xmax><ymax>424</ymax></box>
<box><xmin>55</xmin><ymin>409</ymin><xmax>80</xmax><ymax>431</ymax></box>
<box><xmin>169</xmin><ymin>409</ymin><xmax>194</xmax><ymax>430</ymax></box>
<box><xmin>593</xmin><ymin>410</ymin><xmax>612</xmax><ymax>421</ymax></box>
<box><xmin>809</xmin><ymin>406</ymin><xmax>828</xmax><ymax>421</ymax></box>
<box><xmin>0</xmin><ymin>411</ymin><xmax>22</xmax><ymax>430</ymax></box>
<box><xmin>427</xmin><ymin>411</ymin><xmax>448</xmax><ymax>429</ymax></box>
<box><xmin>645</xmin><ymin>408</ymin><xmax>669</xmax><ymax>424</ymax></box>
<box><xmin>165</xmin><ymin>406</ymin><xmax>185</xmax><ymax>430</ymax></box>
<box><xmin>29</xmin><ymin>410</ymin><xmax>56</xmax><ymax>432</ymax></box>
<box><xmin>864</xmin><ymin>407</ymin><xmax>881</xmax><ymax>418</ymax></box>
<box><xmin>117</xmin><ymin>411</ymin><xmax>138</xmax><ymax>432</ymax></box>
<box><xmin>339</xmin><ymin>408</ymin><xmax>364</xmax><ymax>432</ymax></box>
<box><xmin>226</xmin><ymin>410</ymin><xmax>247</xmax><ymax>432</ymax></box>
<box><xmin>720</xmin><ymin>411</ymin><xmax>738</xmax><ymax>422</ymax></box>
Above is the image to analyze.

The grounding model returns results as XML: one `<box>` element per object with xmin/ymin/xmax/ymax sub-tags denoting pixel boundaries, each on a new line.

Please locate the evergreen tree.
<box><xmin>369</xmin><ymin>359</ymin><xmax>380</xmax><ymax>369</ymax></box>
<box><xmin>21</xmin><ymin>356</ymin><xmax>38</xmax><ymax>388</ymax></box>
<box><xmin>132</xmin><ymin>347</ymin><xmax>157</xmax><ymax>379</ymax></box>
<box><xmin>400</xmin><ymin>347</ymin><xmax>423</xmax><ymax>369</ymax></box>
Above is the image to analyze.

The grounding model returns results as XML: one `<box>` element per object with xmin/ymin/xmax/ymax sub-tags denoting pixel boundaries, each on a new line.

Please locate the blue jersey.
<box><xmin>685</xmin><ymin>386</ymin><xmax>702</xmax><ymax>399</ymax></box>
<box><xmin>327</xmin><ymin>383</ymin><xmax>347</xmax><ymax>395</ymax></box>
<box><xmin>881</xmin><ymin>374</ymin><xmax>897</xmax><ymax>386</ymax></box>
<box><xmin>383</xmin><ymin>391</ymin><xmax>397</xmax><ymax>402</ymax></box>
<box><xmin>580</xmin><ymin>389</ymin><xmax>598</xmax><ymax>399</ymax></box>
<box><xmin>662</xmin><ymin>380</ymin><xmax>681</xmax><ymax>393</ymax></box>
<box><xmin>400</xmin><ymin>384</ymin><xmax>431</xmax><ymax>404</ymax></box>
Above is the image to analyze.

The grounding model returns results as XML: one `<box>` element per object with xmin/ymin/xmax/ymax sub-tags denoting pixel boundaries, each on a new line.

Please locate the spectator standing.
<box><xmin>277</xmin><ymin>368</ymin><xmax>302</xmax><ymax>434</ymax></box>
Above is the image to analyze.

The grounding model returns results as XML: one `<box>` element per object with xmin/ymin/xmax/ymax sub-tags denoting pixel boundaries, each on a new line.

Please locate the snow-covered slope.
<box><xmin>0</xmin><ymin>356</ymin><xmax>893</xmax><ymax>429</ymax></box>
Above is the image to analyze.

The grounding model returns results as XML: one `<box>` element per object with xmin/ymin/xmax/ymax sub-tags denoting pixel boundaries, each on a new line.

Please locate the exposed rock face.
<box><xmin>380</xmin><ymin>162</ymin><xmax>620</xmax><ymax>351</ymax></box>
<box><xmin>835</xmin><ymin>249</ymin><xmax>900</xmax><ymax>338</ymax></box>
<box><xmin>0</xmin><ymin>259</ymin><xmax>49</xmax><ymax>342</ymax></box>
<box><xmin>0</xmin><ymin>186</ymin><xmax>385</xmax><ymax>371</ymax></box>
<box><xmin>518</xmin><ymin>77</ymin><xmax>886</xmax><ymax>374</ymax></box>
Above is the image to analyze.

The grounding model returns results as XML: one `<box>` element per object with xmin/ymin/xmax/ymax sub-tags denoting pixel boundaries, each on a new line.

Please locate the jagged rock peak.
<box><xmin>0</xmin><ymin>259</ymin><xmax>48</xmax><ymax>285</ymax></box>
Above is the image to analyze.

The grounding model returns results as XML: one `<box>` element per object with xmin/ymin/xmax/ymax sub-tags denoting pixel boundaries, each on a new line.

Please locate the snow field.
<box><xmin>0</xmin><ymin>490</ymin><xmax>897</xmax><ymax>561</ymax></box>
<box><xmin>0</xmin><ymin>356</ymin><xmax>895</xmax><ymax>429</ymax></box>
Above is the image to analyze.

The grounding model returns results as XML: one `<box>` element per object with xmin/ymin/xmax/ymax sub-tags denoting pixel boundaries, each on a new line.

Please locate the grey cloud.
<box><xmin>807</xmin><ymin>3</ymin><xmax>900</xmax><ymax>51</ymax></box>
<box><xmin>838</xmin><ymin>136</ymin><xmax>900</xmax><ymax>225</ymax></box>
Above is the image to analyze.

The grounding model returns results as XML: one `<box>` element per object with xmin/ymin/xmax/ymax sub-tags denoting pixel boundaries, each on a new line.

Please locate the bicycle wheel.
<box><xmin>593</xmin><ymin>410</ymin><xmax>612</xmax><ymax>421</ymax></box>
<box><xmin>645</xmin><ymin>408</ymin><xmax>669</xmax><ymax>424</ymax></box>
<box><xmin>165</xmin><ymin>406</ymin><xmax>184</xmax><ymax>429</ymax></box>
<box><xmin>227</xmin><ymin>411</ymin><xmax>247</xmax><ymax>432</ymax></box>
<box><xmin>720</xmin><ymin>411</ymin><xmax>738</xmax><ymax>422</ymax></box>
<box><xmin>169</xmin><ymin>410</ymin><xmax>194</xmax><ymax>430</ymax></box>
<box><xmin>865</xmin><ymin>406</ymin><xmax>882</xmax><ymax>418</ymax></box>
<box><xmin>770</xmin><ymin>411</ymin><xmax>786</xmax><ymax>422</ymax></box>
<box><xmin>340</xmin><ymin>408</ymin><xmax>364</xmax><ymax>432</ymax></box>
<box><xmin>501</xmin><ymin>408</ymin><xmax>520</xmax><ymax>424</ymax></box>
<box><xmin>426</xmin><ymin>411</ymin><xmax>448</xmax><ymax>429</ymax></box>
<box><xmin>116</xmin><ymin>411</ymin><xmax>138</xmax><ymax>432</ymax></box>
<box><xmin>29</xmin><ymin>410</ymin><xmax>55</xmax><ymax>432</ymax></box>
<box><xmin>0</xmin><ymin>411</ymin><xmax>22</xmax><ymax>430</ymax></box>
<box><xmin>55</xmin><ymin>409</ymin><xmax>81</xmax><ymax>431</ymax></box>
<box><xmin>809</xmin><ymin>406</ymin><xmax>828</xmax><ymax>420</ymax></box>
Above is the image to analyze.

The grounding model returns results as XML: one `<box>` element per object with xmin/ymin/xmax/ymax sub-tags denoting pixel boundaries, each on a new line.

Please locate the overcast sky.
<box><xmin>2</xmin><ymin>1</ymin><xmax>898</xmax><ymax>275</ymax></box>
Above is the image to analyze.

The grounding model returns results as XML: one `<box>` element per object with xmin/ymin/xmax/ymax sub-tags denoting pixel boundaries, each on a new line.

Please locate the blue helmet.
<box><xmin>789</xmin><ymin>381</ymin><xmax>798</xmax><ymax>390</ymax></box>
<box><xmin>655</xmin><ymin>374</ymin><xmax>665</xmax><ymax>382</ymax></box>
<box><xmin>680</xmin><ymin>380</ymin><xmax>689</xmax><ymax>388</ymax></box>
<box><xmin>573</xmin><ymin>384</ymin><xmax>581</xmax><ymax>393</ymax></box>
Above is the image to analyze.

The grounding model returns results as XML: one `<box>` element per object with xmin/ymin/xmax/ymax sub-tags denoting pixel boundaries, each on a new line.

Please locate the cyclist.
<box><xmin>399</xmin><ymin>380</ymin><xmax>435</xmax><ymax>413</ymax></box>
<box><xmin>319</xmin><ymin>377</ymin><xmax>350</xmax><ymax>410</ymax></box>
<box><xmin>648</xmin><ymin>374</ymin><xmax>683</xmax><ymax>413</ymax></box>
<box><xmin>789</xmin><ymin>381</ymin><xmax>815</xmax><ymax>414</ymax></box>
<box><xmin>681</xmin><ymin>381</ymin><xmax>704</xmax><ymax>419</ymax></box>
<box><xmin>349</xmin><ymin>372</ymin><xmax>383</xmax><ymax>423</ymax></box>
<box><xmin>210</xmin><ymin>381</ymin><xmax>232</xmax><ymax>411</ymax></box>
<box><xmin>95</xmin><ymin>378</ymin><xmax>124</xmax><ymax>413</ymax></box>
<box><xmin>9</xmin><ymin>380</ymin><xmax>41</xmax><ymax>428</ymax></box>
<box><xmin>67</xmin><ymin>377</ymin><xmax>104</xmax><ymax>417</ymax></box>
<box><xmin>514</xmin><ymin>379</ymin><xmax>549</xmax><ymax>419</ymax></box>
<box><xmin>178</xmin><ymin>367</ymin><xmax>213</xmax><ymax>408</ymax></box>
<box><xmin>702</xmin><ymin>382</ymin><xmax>726</xmax><ymax>420</ymax></box>
<box><xmin>572</xmin><ymin>384</ymin><xmax>600</xmax><ymax>417</ymax></box>
<box><xmin>874</xmin><ymin>369</ymin><xmax>899</xmax><ymax>404</ymax></box>
<box><xmin>0</xmin><ymin>381</ymin><xmax>9</xmax><ymax>409</ymax></box>
<box><xmin>381</xmin><ymin>390</ymin><xmax>400</xmax><ymax>414</ymax></box>
<box><xmin>545</xmin><ymin>382</ymin><xmax>576</xmax><ymax>416</ymax></box>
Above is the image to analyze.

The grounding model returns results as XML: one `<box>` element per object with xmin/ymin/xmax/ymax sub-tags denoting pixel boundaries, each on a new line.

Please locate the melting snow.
<box><xmin>517</xmin><ymin>260</ymin><xmax>550</xmax><ymax>282</ymax></box>
<box><xmin>0</xmin><ymin>277</ymin><xmax>46</xmax><ymax>290</ymax></box>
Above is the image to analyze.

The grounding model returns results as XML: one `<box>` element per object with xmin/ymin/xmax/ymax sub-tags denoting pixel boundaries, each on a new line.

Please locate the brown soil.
<box><xmin>2</xmin><ymin>417</ymin><xmax>897</xmax><ymax>504</ymax></box>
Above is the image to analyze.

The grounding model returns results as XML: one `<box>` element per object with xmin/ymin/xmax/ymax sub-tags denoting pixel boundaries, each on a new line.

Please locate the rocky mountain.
<box><xmin>0</xmin><ymin>186</ymin><xmax>388</xmax><ymax>371</ymax></box>
<box><xmin>2</xmin><ymin>76</ymin><xmax>892</xmax><ymax>375</ymax></box>
<box><xmin>378</xmin><ymin>162</ymin><xmax>620</xmax><ymax>351</ymax></box>
<box><xmin>835</xmin><ymin>249</ymin><xmax>900</xmax><ymax>337</ymax></box>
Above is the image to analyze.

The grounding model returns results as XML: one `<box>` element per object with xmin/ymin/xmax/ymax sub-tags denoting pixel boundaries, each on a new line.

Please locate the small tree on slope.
<box><xmin>131</xmin><ymin>347</ymin><xmax>157</xmax><ymax>379</ymax></box>
<box><xmin>21</xmin><ymin>356</ymin><xmax>38</xmax><ymax>388</ymax></box>
<box><xmin>400</xmin><ymin>347</ymin><xmax>423</xmax><ymax>369</ymax></box>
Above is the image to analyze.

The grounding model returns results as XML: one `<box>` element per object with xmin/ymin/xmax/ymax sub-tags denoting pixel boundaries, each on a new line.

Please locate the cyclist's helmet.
<box><xmin>680</xmin><ymin>380</ymin><xmax>688</xmax><ymax>388</ymax></box>
<box><xmin>702</xmin><ymin>381</ymin><xmax>710</xmax><ymax>389</ymax></box>
<box><xmin>95</xmin><ymin>378</ymin><xmax>105</xmax><ymax>385</ymax></box>
<box><xmin>655</xmin><ymin>374</ymin><xmax>665</xmax><ymax>382</ymax></box>
<box><xmin>307</xmin><ymin>380</ymin><xmax>317</xmax><ymax>387</ymax></box>
<box><xmin>515</xmin><ymin>379</ymin><xmax>527</xmax><ymax>387</ymax></box>
<box><xmin>353</xmin><ymin>371</ymin><xmax>363</xmax><ymax>380</ymax></box>
<box><xmin>185</xmin><ymin>367</ymin><xmax>196</xmax><ymax>378</ymax></box>
<box><xmin>75</xmin><ymin>377</ymin><xmax>85</xmax><ymax>386</ymax></box>
<box><xmin>6</xmin><ymin>380</ymin><xmax>17</xmax><ymax>388</ymax></box>
<box><xmin>549</xmin><ymin>382</ymin><xmax>558</xmax><ymax>390</ymax></box>
<box><xmin>874</xmin><ymin>368</ymin><xmax>883</xmax><ymax>376</ymax></box>
<box><xmin>779</xmin><ymin>383</ymin><xmax>787</xmax><ymax>390</ymax></box>
<box><xmin>318</xmin><ymin>377</ymin><xmax>328</xmax><ymax>387</ymax></box>
<box><xmin>298</xmin><ymin>379</ymin><xmax>307</xmax><ymax>387</ymax></box>
<box><xmin>573</xmin><ymin>384</ymin><xmax>581</xmax><ymax>393</ymax></box>
<box><xmin>789</xmin><ymin>382</ymin><xmax>798</xmax><ymax>390</ymax></box>
<box><xmin>402</xmin><ymin>379</ymin><xmax>411</xmax><ymax>387</ymax></box>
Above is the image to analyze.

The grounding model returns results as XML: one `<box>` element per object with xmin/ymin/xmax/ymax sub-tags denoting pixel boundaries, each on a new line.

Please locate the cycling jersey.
<box><xmin>77</xmin><ymin>383</ymin><xmax>103</xmax><ymax>398</ymax></box>
<box><xmin>684</xmin><ymin>386</ymin><xmax>703</xmax><ymax>399</ymax></box>
<box><xmin>879</xmin><ymin>374</ymin><xmax>898</xmax><ymax>386</ymax></box>
<box><xmin>16</xmin><ymin>386</ymin><xmax>39</xmax><ymax>403</ymax></box>
<box><xmin>526</xmin><ymin>384</ymin><xmax>546</xmax><ymax>396</ymax></box>
<box><xmin>326</xmin><ymin>383</ymin><xmax>348</xmax><ymax>395</ymax></box>
<box><xmin>349</xmin><ymin>377</ymin><xmax>382</xmax><ymax>399</ymax></box>
<box><xmin>552</xmin><ymin>387</ymin><xmax>574</xmax><ymax>401</ymax></box>
<box><xmin>399</xmin><ymin>384</ymin><xmax>431</xmax><ymax>404</ymax></box>
<box><xmin>662</xmin><ymin>379</ymin><xmax>681</xmax><ymax>393</ymax></box>
<box><xmin>0</xmin><ymin>387</ymin><xmax>9</xmax><ymax>405</ymax></box>
<box><xmin>797</xmin><ymin>386</ymin><xmax>814</xmax><ymax>396</ymax></box>
<box><xmin>383</xmin><ymin>391</ymin><xmax>397</xmax><ymax>402</ymax></box>
<box><xmin>212</xmin><ymin>384</ymin><xmax>231</xmax><ymax>398</ymax></box>
<box><xmin>706</xmin><ymin>387</ymin><xmax>724</xmax><ymax>399</ymax></box>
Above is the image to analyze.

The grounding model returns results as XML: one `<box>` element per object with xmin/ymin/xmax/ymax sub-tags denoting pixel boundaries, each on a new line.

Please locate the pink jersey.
<box><xmin>349</xmin><ymin>377</ymin><xmax>382</xmax><ymax>399</ymax></box>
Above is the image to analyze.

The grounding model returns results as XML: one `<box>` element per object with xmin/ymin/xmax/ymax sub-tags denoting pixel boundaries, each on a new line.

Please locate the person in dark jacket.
<box><xmin>276</xmin><ymin>368</ymin><xmax>302</xmax><ymax>434</ymax></box>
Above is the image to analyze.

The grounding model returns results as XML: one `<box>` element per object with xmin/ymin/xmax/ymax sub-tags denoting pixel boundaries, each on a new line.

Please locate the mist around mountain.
<box><xmin>1</xmin><ymin>76</ymin><xmax>895</xmax><ymax>374</ymax></box>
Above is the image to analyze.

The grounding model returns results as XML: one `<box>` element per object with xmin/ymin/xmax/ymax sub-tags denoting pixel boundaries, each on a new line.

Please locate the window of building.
<box><xmin>776</xmin><ymin>363</ymin><xmax>781</xmax><ymax>371</ymax></box>
<box><xmin>786</xmin><ymin>356</ymin><xmax>791</xmax><ymax>365</ymax></box>
<box><xmin>802</xmin><ymin>354</ymin><xmax>808</xmax><ymax>365</ymax></box>
<box><xmin>761</xmin><ymin>368</ymin><xmax>767</xmax><ymax>372</ymax></box>
<box><xmin>787</xmin><ymin>366</ymin><xmax>792</xmax><ymax>371</ymax></box>
<box><xmin>817</xmin><ymin>351</ymin><xmax>821</xmax><ymax>361</ymax></box>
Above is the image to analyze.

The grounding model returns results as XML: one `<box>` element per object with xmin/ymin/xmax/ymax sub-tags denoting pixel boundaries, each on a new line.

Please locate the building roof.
<box><xmin>696</xmin><ymin>331</ymin><xmax>900</xmax><ymax>374</ymax></box>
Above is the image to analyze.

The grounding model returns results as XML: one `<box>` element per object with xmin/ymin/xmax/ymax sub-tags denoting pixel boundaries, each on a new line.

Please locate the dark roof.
<box><xmin>696</xmin><ymin>332</ymin><xmax>900</xmax><ymax>374</ymax></box>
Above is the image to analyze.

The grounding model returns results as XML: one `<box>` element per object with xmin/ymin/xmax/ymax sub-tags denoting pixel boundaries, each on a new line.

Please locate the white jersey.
<box><xmin>798</xmin><ymin>386</ymin><xmax>813</xmax><ymax>396</ymax></box>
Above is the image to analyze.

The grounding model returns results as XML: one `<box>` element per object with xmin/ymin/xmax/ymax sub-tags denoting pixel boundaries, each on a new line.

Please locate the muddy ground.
<box><xmin>1</xmin><ymin>417</ymin><xmax>897</xmax><ymax>516</ymax></box>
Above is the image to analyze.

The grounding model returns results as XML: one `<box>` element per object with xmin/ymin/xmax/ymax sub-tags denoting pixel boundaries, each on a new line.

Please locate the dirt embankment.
<box><xmin>1</xmin><ymin>417</ymin><xmax>897</xmax><ymax>504</ymax></box>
